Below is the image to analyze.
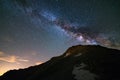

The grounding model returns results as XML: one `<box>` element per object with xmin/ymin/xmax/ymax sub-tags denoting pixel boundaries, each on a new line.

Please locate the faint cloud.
<box><xmin>0</xmin><ymin>51</ymin><xmax>29</xmax><ymax>63</ymax></box>
<box><xmin>31</xmin><ymin>51</ymin><xmax>38</xmax><ymax>56</ymax></box>
<box><xmin>0</xmin><ymin>55</ymin><xmax>16</xmax><ymax>63</ymax></box>
<box><xmin>18</xmin><ymin>59</ymin><xmax>29</xmax><ymax>62</ymax></box>
<box><xmin>35</xmin><ymin>61</ymin><xmax>43</xmax><ymax>65</ymax></box>
<box><xmin>0</xmin><ymin>51</ymin><xmax>4</xmax><ymax>55</ymax></box>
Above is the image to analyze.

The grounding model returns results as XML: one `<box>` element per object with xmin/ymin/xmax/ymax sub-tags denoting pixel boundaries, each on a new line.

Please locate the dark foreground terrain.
<box><xmin>0</xmin><ymin>45</ymin><xmax>120</xmax><ymax>80</ymax></box>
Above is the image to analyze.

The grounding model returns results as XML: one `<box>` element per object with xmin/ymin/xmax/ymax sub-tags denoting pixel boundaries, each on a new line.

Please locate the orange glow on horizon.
<box><xmin>0</xmin><ymin>61</ymin><xmax>43</xmax><ymax>76</ymax></box>
<box><xmin>0</xmin><ymin>63</ymin><xmax>32</xmax><ymax>76</ymax></box>
<box><xmin>0</xmin><ymin>64</ymin><xmax>20</xmax><ymax>76</ymax></box>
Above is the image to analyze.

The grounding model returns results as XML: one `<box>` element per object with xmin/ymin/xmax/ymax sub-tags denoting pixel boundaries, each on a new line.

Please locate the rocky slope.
<box><xmin>0</xmin><ymin>45</ymin><xmax>120</xmax><ymax>80</ymax></box>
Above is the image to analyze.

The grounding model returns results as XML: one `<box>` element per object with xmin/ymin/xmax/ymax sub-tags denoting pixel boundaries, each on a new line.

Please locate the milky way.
<box><xmin>15</xmin><ymin>0</ymin><xmax>120</xmax><ymax>49</ymax></box>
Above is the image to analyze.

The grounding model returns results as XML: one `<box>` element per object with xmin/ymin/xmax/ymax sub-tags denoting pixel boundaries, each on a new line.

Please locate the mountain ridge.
<box><xmin>0</xmin><ymin>45</ymin><xmax>120</xmax><ymax>80</ymax></box>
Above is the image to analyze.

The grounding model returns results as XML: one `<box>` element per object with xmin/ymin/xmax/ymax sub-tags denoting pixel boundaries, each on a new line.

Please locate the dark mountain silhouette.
<box><xmin>0</xmin><ymin>45</ymin><xmax>120</xmax><ymax>80</ymax></box>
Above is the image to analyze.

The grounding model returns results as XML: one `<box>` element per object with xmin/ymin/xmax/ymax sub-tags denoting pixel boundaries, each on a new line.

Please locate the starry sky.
<box><xmin>0</xmin><ymin>0</ymin><xmax>120</xmax><ymax>75</ymax></box>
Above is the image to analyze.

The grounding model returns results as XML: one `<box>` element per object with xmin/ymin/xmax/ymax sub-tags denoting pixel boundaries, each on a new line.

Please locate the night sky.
<box><xmin>0</xmin><ymin>0</ymin><xmax>120</xmax><ymax>75</ymax></box>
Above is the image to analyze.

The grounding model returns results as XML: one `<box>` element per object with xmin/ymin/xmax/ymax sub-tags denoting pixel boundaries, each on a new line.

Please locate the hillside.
<box><xmin>0</xmin><ymin>45</ymin><xmax>120</xmax><ymax>80</ymax></box>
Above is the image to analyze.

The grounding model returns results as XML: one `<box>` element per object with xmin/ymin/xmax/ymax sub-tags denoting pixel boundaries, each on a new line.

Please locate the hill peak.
<box><xmin>63</xmin><ymin>45</ymin><xmax>106</xmax><ymax>57</ymax></box>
